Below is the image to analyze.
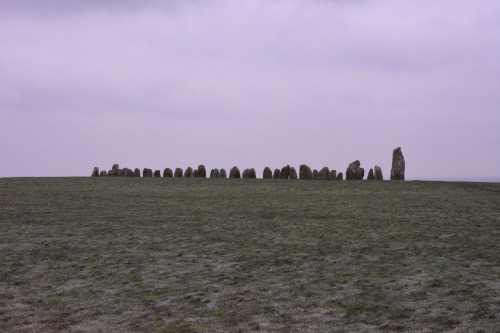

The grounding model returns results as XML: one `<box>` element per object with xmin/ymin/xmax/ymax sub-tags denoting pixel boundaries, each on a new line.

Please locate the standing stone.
<box><xmin>330</xmin><ymin>170</ymin><xmax>337</xmax><ymax>180</ymax></box>
<box><xmin>219</xmin><ymin>168</ymin><xmax>227</xmax><ymax>178</ymax></box>
<box><xmin>263</xmin><ymin>167</ymin><xmax>273</xmax><ymax>179</ymax></box>
<box><xmin>197</xmin><ymin>165</ymin><xmax>207</xmax><ymax>178</ymax></box>
<box><xmin>193</xmin><ymin>169</ymin><xmax>199</xmax><ymax>177</ymax></box>
<box><xmin>134</xmin><ymin>168</ymin><xmax>141</xmax><ymax>177</ymax></box>
<box><xmin>91</xmin><ymin>167</ymin><xmax>99</xmax><ymax>177</ymax></box>
<box><xmin>289</xmin><ymin>167</ymin><xmax>298</xmax><ymax>179</ymax></box>
<box><xmin>367</xmin><ymin>168</ymin><xmax>375</xmax><ymax>180</ymax></box>
<box><xmin>154</xmin><ymin>170</ymin><xmax>161</xmax><ymax>177</ymax></box>
<box><xmin>299</xmin><ymin>165</ymin><xmax>313</xmax><ymax>180</ymax></box>
<box><xmin>210</xmin><ymin>168</ymin><xmax>219</xmax><ymax>178</ymax></box>
<box><xmin>280</xmin><ymin>165</ymin><xmax>291</xmax><ymax>179</ymax></box>
<box><xmin>112</xmin><ymin>164</ymin><xmax>120</xmax><ymax>177</ymax></box>
<box><xmin>247</xmin><ymin>168</ymin><xmax>256</xmax><ymax>179</ymax></box>
<box><xmin>346</xmin><ymin>160</ymin><xmax>364</xmax><ymax>180</ymax></box>
<box><xmin>336</xmin><ymin>172</ymin><xmax>343</xmax><ymax>180</ymax></box>
<box><xmin>374</xmin><ymin>166</ymin><xmax>383</xmax><ymax>180</ymax></box>
<box><xmin>143</xmin><ymin>168</ymin><xmax>153</xmax><ymax>177</ymax></box>
<box><xmin>163</xmin><ymin>168</ymin><xmax>173</xmax><ymax>177</ymax></box>
<box><xmin>229</xmin><ymin>166</ymin><xmax>241</xmax><ymax>178</ymax></box>
<box><xmin>174</xmin><ymin>168</ymin><xmax>183</xmax><ymax>177</ymax></box>
<box><xmin>119</xmin><ymin>168</ymin><xmax>127</xmax><ymax>177</ymax></box>
<box><xmin>273</xmin><ymin>169</ymin><xmax>281</xmax><ymax>179</ymax></box>
<box><xmin>108</xmin><ymin>170</ymin><xmax>113</xmax><ymax>177</ymax></box>
<box><xmin>391</xmin><ymin>147</ymin><xmax>405</xmax><ymax>180</ymax></box>
<box><xmin>313</xmin><ymin>170</ymin><xmax>319</xmax><ymax>180</ymax></box>
<box><xmin>242</xmin><ymin>169</ymin><xmax>249</xmax><ymax>178</ymax></box>
<box><xmin>184</xmin><ymin>167</ymin><xmax>194</xmax><ymax>178</ymax></box>
<box><xmin>318</xmin><ymin>167</ymin><xmax>331</xmax><ymax>180</ymax></box>
<box><xmin>100</xmin><ymin>170</ymin><xmax>107</xmax><ymax>177</ymax></box>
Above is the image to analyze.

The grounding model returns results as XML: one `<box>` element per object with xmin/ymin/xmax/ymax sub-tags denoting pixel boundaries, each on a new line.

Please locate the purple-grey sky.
<box><xmin>1</xmin><ymin>1</ymin><xmax>499</xmax><ymax>180</ymax></box>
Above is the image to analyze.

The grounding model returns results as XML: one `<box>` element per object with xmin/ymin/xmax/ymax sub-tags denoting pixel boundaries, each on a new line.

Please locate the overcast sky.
<box><xmin>1</xmin><ymin>0</ymin><xmax>499</xmax><ymax>180</ymax></box>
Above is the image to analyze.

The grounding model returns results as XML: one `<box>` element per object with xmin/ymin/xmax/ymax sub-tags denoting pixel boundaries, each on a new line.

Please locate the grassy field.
<box><xmin>0</xmin><ymin>178</ymin><xmax>499</xmax><ymax>332</ymax></box>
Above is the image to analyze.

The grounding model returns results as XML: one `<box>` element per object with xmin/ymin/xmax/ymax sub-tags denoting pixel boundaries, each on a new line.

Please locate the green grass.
<box><xmin>0</xmin><ymin>178</ymin><xmax>499</xmax><ymax>332</ymax></box>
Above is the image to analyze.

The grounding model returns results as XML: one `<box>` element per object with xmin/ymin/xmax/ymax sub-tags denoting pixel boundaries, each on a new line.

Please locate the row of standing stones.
<box><xmin>91</xmin><ymin>147</ymin><xmax>405</xmax><ymax>181</ymax></box>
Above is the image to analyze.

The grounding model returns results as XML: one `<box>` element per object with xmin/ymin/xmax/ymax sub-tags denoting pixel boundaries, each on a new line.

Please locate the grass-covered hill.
<box><xmin>0</xmin><ymin>178</ymin><xmax>498</xmax><ymax>332</ymax></box>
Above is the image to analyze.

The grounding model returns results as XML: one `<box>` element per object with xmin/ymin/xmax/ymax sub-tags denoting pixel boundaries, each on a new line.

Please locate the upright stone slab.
<box><xmin>313</xmin><ymin>170</ymin><xmax>319</xmax><ymax>180</ymax></box>
<box><xmin>193</xmin><ymin>169</ymin><xmax>199</xmax><ymax>177</ymax></box>
<box><xmin>299</xmin><ymin>164</ymin><xmax>313</xmax><ymax>180</ymax></box>
<box><xmin>91</xmin><ymin>167</ymin><xmax>99</xmax><ymax>177</ymax></box>
<box><xmin>263</xmin><ymin>167</ymin><xmax>273</xmax><ymax>179</ymax></box>
<box><xmin>174</xmin><ymin>168</ymin><xmax>183</xmax><ymax>177</ymax></box>
<box><xmin>289</xmin><ymin>167</ymin><xmax>298</xmax><ymax>179</ymax></box>
<box><xmin>374</xmin><ymin>166</ymin><xmax>383</xmax><ymax>180</ymax></box>
<box><xmin>197</xmin><ymin>165</ymin><xmax>206</xmax><ymax>178</ymax></box>
<box><xmin>330</xmin><ymin>170</ymin><xmax>337</xmax><ymax>180</ymax></box>
<box><xmin>119</xmin><ymin>168</ymin><xmax>127</xmax><ymax>177</ymax></box>
<box><xmin>154</xmin><ymin>170</ymin><xmax>161</xmax><ymax>177</ymax></box>
<box><xmin>346</xmin><ymin>160</ymin><xmax>364</xmax><ymax>180</ymax></box>
<box><xmin>367</xmin><ymin>168</ymin><xmax>375</xmax><ymax>180</ymax></box>
<box><xmin>134</xmin><ymin>168</ymin><xmax>141</xmax><ymax>177</ymax></box>
<box><xmin>143</xmin><ymin>168</ymin><xmax>153</xmax><ymax>177</ymax></box>
<box><xmin>184</xmin><ymin>167</ymin><xmax>194</xmax><ymax>178</ymax></box>
<box><xmin>112</xmin><ymin>164</ymin><xmax>120</xmax><ymax>177</ymax></box>
<box><xmin>127</xmin><ymin>168</ymin><xmax>135</xmax><ymax>177</ymax></box>
<box><xmin>391</xmin><ymin>147</ymin><xmax>405</xmax><ymax>180</ymax></box>
<box><xmin>318</xmin><ymin>167</ymin><xmax>331</xmax><ymax>180</ymax></box>
<box><xmin>219</xmin><ymin>169</ymin><xmax>227</xmax><ymax>178</ymax></box>
<box><xmin>210</xmin><ymin>168</ymin><xmax>220</xmax><ymax>178</ymax></box>
<box><xmin>273</xmin><ymin>169</ymin><xmax>281</xmax><ymax>179</ymax></box>
<box><xmin>100</xmin><ymin>170</ymin><xmax>107</xmax><ymax>177</ymax></box>
<box><xmin>336</xmin><ymin>172</ymin><xmax>343</xmax><ymax>180</ymax></box>
<box><xmin>247</xmin><ymin>168</ymin><xmax>256</xmax><ymax>179</ymax></box>
<box><xmin>242</xmin><ymin>169</ymin><xmax>250</xmax><ymax>178</ymax></box>
<box><xmin>280</xmin><ymin>165</ymin><xmax>291</xmax><ymax>179</ymax></box>
<box><xmin>229</xmin><ymin>166</ymin><xmax>241</xmax><ymax>178</ymax></box>
<box><xmin>163</xmin><ymin>168</ymin><xmax>173</xmax><ymax>177</ymax></box>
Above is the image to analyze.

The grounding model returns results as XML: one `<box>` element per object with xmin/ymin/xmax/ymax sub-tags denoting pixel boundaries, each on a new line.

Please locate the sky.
<box><xmin>1</xmin><ymin>0</ymin><xmax>499</xmax><ymax>180</ymax></box>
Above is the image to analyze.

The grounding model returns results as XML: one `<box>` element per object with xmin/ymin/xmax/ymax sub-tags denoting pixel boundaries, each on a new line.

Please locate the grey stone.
<box><xmin>229</xmin><ymin>166</ymin><xmax>241</xmax><ymax>178</ymax></box>
<box><xmin>242</xmin><ymin>169</ymin><xmax>250</xmax><ymax>178</ymax></box>
<box><xmin>280</xmin><ymin>165</ymin><xmax>290</xmax><ymax>179</ymax></box>
<box><xmin>313</xmin><ymin>169</ymin><xmax>319</xmax><ymax>180</ymax></box>
<box><xmin>197</xmin><ymin>165</ymin><xmax>206</xmax><ymax>178</ymax></box>
<box><xmin>299</xmin><ymin>164</ymin><xmax>313</xmax><ymax>180</ymax></box>
<box><xmin>391</xmin><ymin>147</ymin><xmax>405</xmax><ymax>180</ymax></box>
<box><xmin>318</xmin><ymin>167</ymin><xmax>331</xmax><ymax>180</ymax></box>
<box><xmin>134</xmin><ymin>168</ymin><xmax>141</xmax><ymax>177</ymax></box>
<box><xmin>210</xmin><ymin>168</ymin><xmax>220</xmax><ymax>178</ymax></box>
<box><xmin>154</xmin><ymin>170</ymin><xmax>161</xmax><ymax>177</ymax></box>
<box><xmin>336</xmin><ymin>172</ymin><xmax>343</xmax><ymax>180</ymax></box>
<box><xmin>174</xmin><ymin>168</ymin><xmax>183</xmax><ymax>177</ymax></box>
<box><xmin>263</xmin><ymin>167</ymin><xmax>273</xmax><ymax>179</ymax></box>
<box><xmin>247</xmin><ymin>168</ymin><xmax>256</xmax><ymax>179</ymax></box>
<box><xmin>108</xmin><ymin>170</ymin><xmax>113</xmax><ymax>177</ymax></box>
<box><xmin>289</xmin><ymin>167</ymin><xmax>298</xmax><ymax>179</ymax></box>
<box><xmin>219</xmin><ymin>169</ymin><xmax>227</xmax><ymax>178</ymax></box>
<box><xmin>367</xmin><ymin>168</ymin><xmax>375</xmax><ymax>180</ymax></box>
<box><xmin>330</xmin><ymin>170</ymin><xmax>337</xmax><ymax>180</ymax></box>
<box><xmin>143</xmin><ymin>168</ymin><xmax>153</xmax><ymax>177</ymax></box>
<box><xmin>112</xmin><ymin>164</ymin><xmax>120</xmax><ymax>177</ymax></box>
<box><xmin>346</xmin><ymin>160</ymin><xmax>364</xmax><ymax>180</ymax></box>
<box><xmin>273</xmin><ymin>169</ymin><xmax>281</xmax><ymax>179</ymax></box>
<box><xmin>184</xmin><ymin>167</ymin><xmax>194</xmax><ymax>178</ymax></box>
<box><xmin>99</xmin><ymin>170</ymin><xmax>107</xmax><ymax>177</ymax></box>
<box><xmin>374</xmin><ymin>166</ymin><xmax>383</xmax><ymax>180</ymax></box>
<box><xmin>91</xmin><ymin>167</ymin><xmax>99</xmax><ymax>177</ymax></box>
<box><xmin>119</xmin><ymin>168</ymin><xmax>127</xmax><ymax>177</ymax></box>
<box><xmin>163</xmin><ymin>168</ymin><xmax>173</xmax><ymax>177</ymax></box>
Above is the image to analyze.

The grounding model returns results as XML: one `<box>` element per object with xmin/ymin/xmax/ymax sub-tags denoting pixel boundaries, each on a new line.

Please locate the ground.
<box><xmin>0</xmin><ymin>178</ymin><xmax>499</xmax><ymax>332</ymax></box>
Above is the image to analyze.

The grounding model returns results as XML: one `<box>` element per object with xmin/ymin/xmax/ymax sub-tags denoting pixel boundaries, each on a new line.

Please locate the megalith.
<box><xmin>91</xmin><ymin>167</ymin><xmax>99</xmax><ymax>177</ymax></box>
<box><xmin>100</xmin><ymin>170</ymin><xmax>107</xmax><ymax>177</ymax></box>
<box><xmin>313</xmin><ymin>170</ymin><xmax>319</xmax><ymax>180</ymax></box>
<box><xmin>336</xmin><ymin>172</ymin><xmax>343</xmax><ymax>180</ymax></box>
<box><xmin>263</xmin><ymin>167</ymin><xmax>273</xmax><ymax>179</ymax></box>
<box><xmin>289</xmin><ymin>167</ymin><xmax>298</xmax><ymax>179</ymax></box>
<box><xmin>143</xmin><ymin>168</ymin><xmax>153</xmax><ymax>177</ymax></box>
<box><xmin>219</xmin><ymin>168</ymin><xmax>227</xmax><ymax>178</ymax></box>
<box><xmin>318</xmin><ymin>167</ymin><xmax>331</xmax><ymax>180</ymax></box>
<box><xmin>299</xmin><ymin>164</ymin><xmax>313</xmax><ymax>180</ymax></box>
<box><xmin>242</xmin><ymin>169</ymin><xmax>250</xmax><ymax>178</ymax></box>
<box><xmin>112</xmin><ymin>164</ymin><xmax>120</xmax><ymax>177</ymax></box>
<box><xmin>134</xmin><ymin>168</ymin><xmax>141</xmax><ymax>177</ymax></box>
<box><xmin>367</xmin><ymin>168</ymin><xmax>375</xmax><ymax>180</ymax></box>
<box><xmin>229</xmin><ymin>166</ymin><xmax>241</xmax><ymax>178</ymax></box>
<box><xmin>374</xmin><ymin>166</ymin><xmax>383</xmax><ymax>180</ymax></box>
<box><xmin>391</xmin><ymin>147</ymin><xmax>405</xmax><ymax>180</ymax></box>
<box><xmin>197</xmin><ymin>165</ymin><xmax>207</xmax><ymax>178</ymax></box>
<box><xmin>126</xmin><ymin>168</ymin><xmax>135</xmax><ymax>177</ymax></box>
<box><xmin>174</xmin><ymin>168</ymin><xmax>183</xmax><ymax>177</ymax></box>
<box><xmin>184</xmin><ymin>167</ymin><xmax>194</xmax><ymax>178</ymax></box>
<box><xmin>163</xmin><ymin>168</ymin><xmax>173</xmax><ymax>177</ymax></box>
<box><xmin>273</xmin><ymin>169</ymin><xmax>281</xmax><ymax>179</ymax></box>
<box><xmin>154</xmin><ymin>170</ymin><xmax>161</xmax><ymax>177</ymax></box>
<box><xmin>346</xmin><ymin>160</ymin><xmax>364</xmax><ymax>180</ymax></box>
<box><xmin>119</xmin><ymin>168</ymin><xmax>127</xmax><ymax>177</ymax></box>
<box><xmin>247</xmin><ymin>168</ymin><xmax>256</xmax><ymax>179</ymax></box>
<box><xmin>280</xmin><ymin>165</ymin><xmax>291</xmax><ymax>179</ymax></box>
<box><xmin>330</xmin><ymin>170</ymin><xmax>337</xmax><ymax>180</ymax></box>
<box><xmin>210</xmin><ymin>168</ymin><xmax>220</xmax><ymax>178</ymax></box>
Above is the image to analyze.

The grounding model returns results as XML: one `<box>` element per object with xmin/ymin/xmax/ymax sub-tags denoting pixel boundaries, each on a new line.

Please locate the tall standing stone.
<box><xmin>112</xmin><ymin>164</ymin><xmax>120</xmax><ymax>177</ymax></box>
<box><xmin>367</xmin><ymin>168</ymin><xmax>375</xmax><ymax>180</ymax></box>
<box><xmin>391</xmin><ymin>147</ymin><xmax>405</xmax><ymax>180</ymax></box>
<box><xmin>197</xmin><ymin>165</ymin><xmax>206</xmax><ymax>178</ymax></box>
<box><xmin>289</xmin><ymin>167</ymin><xmax>298</xmax><ymax>179</ymax></box>
<box><xmin>143</xmin><ymin>168</ymin><xmax>153</xmax><ymax>177</ymax></box>
<box><xmin>174</xmin><ymin>168</ymin><xmax>183</xmax><ymax>177</ymax></box>
<box><xmin>219</xmin><ymin>169</ymin><xmax>227</xmax><ymax>178</ymax></box>
<box><xmin>100</xmin><ymin>170</ymin><xmax>107</xmax><ymax>177</ymax></box>
<box><xmin>346</xmin><ymin>160</ymin><xmax>364</xmax><ymax>180</ymax></box>
<box><xmin>242</xmin><ymin>169</ymin><xmax>250</xmax><ymax>178</ymax></box>
<box><xmin>280</xmin><ymin>165</ymin><xmax>291</xmax><ymax>179</ymax></box>
<box><xmin>163</xmin><ymin>168</ymin><xmax>173</xmax><ymax>177</ymax></box>
<box><xmin>318</xmin><ymin>167</ymin><xmax>331</xmax><ymax>180</ymax></box>
<box><xmin>263</xmin><ymin>167</ymin><xmax>273</xmax><ymax>179</ymax></box>
<box><xmin>229</xmin><ymin>166</ymin><xmax>241</xmax><ymax>178</ymax></box>
<box><xmin>210</xmin><ymin>168</ymin><xmax>220</xmax><ymax>178</ymax></box>
<box><xmin>119</xmin><ymin>168</ymin><xmax>127</xmax><ymax>177</ymax></box>
<box><xmin>134</xmin><ymin>168</ymin><xmax>141</xmax><ymax>177</ymax></box>
<box><xmin>154</xmin><ymin>170</ymin><xmax>161</xmax><ymax>177</ymax></box>
<box><xmin>247</xmin><ymin>168</ymin><xmax>256</xmax><ymax>179</ymax></box>
<box><xmin>273</xmin><ymin>169</ymin><xmax>281</xmax><ymax>179</ymax></box>
<box><xmin>299</xmin><ymin>165</ymin><xmax>313</xmax><ymax>180</ymax></box>
<box><xmin>91</xmin><ymin>167</ymin><xmax>99</xmax><ymax>177</ymax></box>
<box><xmin>330</xmin><ymin>170</ymin><xmax>337</xmax><ymax>180</ymax></box>
<box><xmin>184</xmin><ymin>167</ymin><xmax>194</xmax><ymax>178</ymax></box>
<box><xmin>313</xmin><ymin>170</ymin><xmax>319</xmax><ymax>180</ymax></box>
<box><xmin>374</xmin><ymin>166</ymin><xmax>383</xmax><ymax>180</ymax></box>
<box><xmin>336</xmin><ymin>172</ymin><xmax>343</xmax><ymax>180</ymax></box>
